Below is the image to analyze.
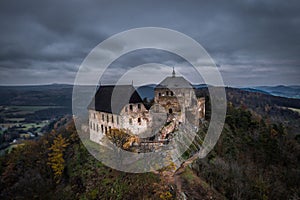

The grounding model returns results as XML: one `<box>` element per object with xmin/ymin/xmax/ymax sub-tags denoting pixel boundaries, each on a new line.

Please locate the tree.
<box><xmin>47</xmin><ymin>134</ymin><xmax>69</xmax><ymax>183</ymax></box>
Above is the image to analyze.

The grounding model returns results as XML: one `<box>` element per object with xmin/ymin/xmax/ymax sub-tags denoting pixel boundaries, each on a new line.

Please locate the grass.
<box><xmin>0</xmin><ymin>105</ymin><xmax>60</xmax><ymax>131</ymax></box>
<box><xmin>4</xmin><ymin>118</ymin><xmax>25</xmax><ymax>122</ymax></box>
<box><xmin>181</xmin><ymin>167</ymin><xmax>196</xmax><ymax>184</ymax></box>
<box><xmin>1</xmin><ymin>106</ymin><xmax>64</xmax><ymax>116</ymax></box>
<box><xmin>19</xmin><ymin>121</ymin><xmax>48</xmax><ymax>131</ymax></box>
<box><xmin>0</xmin><ymin>143</ymin><xmax>25</xmax><ymax>156</ymax></box>
<box><xmin>288</xmin><ymin>107</ymin><xmax>300</xmax><ymax>114</ymax></box>
<box><xmin>0</xmin><ymin>123</ymin><xmax>19</xmax><ymax>128</ymax></box>
<box><xmin>0</xmin><ymin>120</ymin><xmax>49</xmax><ymax>132</ymax></box>
<box><xmin>9</xmin><ymin>105</ymin><xmax>63</xmax><ymax>112</ymax></box>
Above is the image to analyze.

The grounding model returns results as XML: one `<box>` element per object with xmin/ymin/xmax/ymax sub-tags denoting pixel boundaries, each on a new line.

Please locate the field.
<box><xmin>0</xmin><ymin>105</ymin><xmax>68</xmax><ymax>156</ymax></box>
<box><xmin>0</xmin><ymin>106</ymin><xmax>63</xmax><ymax>131</ymax></box>
<box><xmin>0</xmin><ymin>143</ymin><xmax>25</xmax><ymax>156</ymax></box>
<box><xmin>1</xmin><ymin>105</ymin><xmax>63</xmax><ymax>115</ymax></box>
<box><xmin>19</xmin><ymin>120</ymin><xmax>49</xmax><ymax>131</ymax></box>
<box><xmin>288</xmin><ymin>107</ymin><xmax>300</xmax><ymax>114</ymax></box>
<box><xmin>0</xmin><ymin>105</ymin><xmax>65</xmax><ymax>121</ymax></box>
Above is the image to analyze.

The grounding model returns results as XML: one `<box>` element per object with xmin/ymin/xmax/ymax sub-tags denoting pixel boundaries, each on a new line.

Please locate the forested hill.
<box><xmin>196</xmin><ymin>87</ymin><xmax>300</xmax><ymax>135</ymax></box>
<box><xmin>0</xmin><ymin>116</ymin><xmax>223</xmax><ymax>199</ymax></box>
<box><xmin>0</xmin><ymin>85</ymin><xmax>299</xmax><ymax>199</ymax></box>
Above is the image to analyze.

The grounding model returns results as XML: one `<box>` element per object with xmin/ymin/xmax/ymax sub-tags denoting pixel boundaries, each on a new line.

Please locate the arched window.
<box><xmin>96</xmin><ymin>124</ymin><xmax>99</xmax><ymax>132</ymax></box>
<box><xmin>129</xmin><ymin>105</ymin><xmax>133</xmax><ymax>111</ymax></box>
<box><xmin>158</xmin><ymin>92</ymin><xmax>161</xmax><ymax>96</ymax></box>
<box><xmin>170</xmin><ymin>91</ymin><xmax>174</xmax><ymax>96</ymax></box>
<box><xmin>101</xmin><ymin>124</ymin><xmax>104</xmax><ymax>133</ymax></box>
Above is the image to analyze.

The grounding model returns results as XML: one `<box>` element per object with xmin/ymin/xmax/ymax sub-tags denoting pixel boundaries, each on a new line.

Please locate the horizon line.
<box><xmin>0</xmin><ymin>83</ymin><xmax>299</xmax><ymax>88</ymax></box>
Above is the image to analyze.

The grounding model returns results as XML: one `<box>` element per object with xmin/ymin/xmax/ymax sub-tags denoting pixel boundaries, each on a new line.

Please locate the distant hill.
<box><xmin>136</xmin><ymin>84</ymin><xmax>156</xmax><ymax>100</ymax></box>
<box><xmin>0</xmin><ymin>84</ymin><xmax>73</xmax><ymax>106</ymax></box>
<box><xmin>239</xmin><ymin>87</ymin><xmax>270</xmax><ymax>95</ymax></box>
<box><xmin>252</xmin><ymin>85</ymin><xmax>300</xmax><ymax>99</ymax></box>
<box><xmin>1</xmin><ymin>84</ymin><xmax>299</xmax><ymax>115</ymax></box>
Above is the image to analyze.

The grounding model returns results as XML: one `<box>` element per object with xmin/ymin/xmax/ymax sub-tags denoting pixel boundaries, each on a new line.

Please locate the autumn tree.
<box><xmin>47</xmin><ymin>134</ymin><xmax>69</xmax><ymax>183</ymax></box>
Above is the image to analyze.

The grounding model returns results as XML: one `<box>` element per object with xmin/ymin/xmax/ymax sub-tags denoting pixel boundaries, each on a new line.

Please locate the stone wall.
<box><xmin>89</xmin><ymin>102</ymin><xmax>151</xmax><ymax>144</ymax></box>
<box><xmin>89</xmin><ymin>88</ymin><xmax>205</xmax><ymax>145</ymax></box>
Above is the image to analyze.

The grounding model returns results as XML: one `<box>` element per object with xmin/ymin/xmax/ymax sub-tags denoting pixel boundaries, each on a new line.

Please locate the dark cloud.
<box><xmin>0</xmin><ymin>0</ymin><xmax>299</xmax><ymax>86</ymax></box>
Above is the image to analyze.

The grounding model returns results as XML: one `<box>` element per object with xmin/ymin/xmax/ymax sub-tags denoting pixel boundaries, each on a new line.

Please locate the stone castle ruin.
<box><xmin>88</xmin><ymin>69</ymin><xmax>205</xmax><ymax>150</ymax></box>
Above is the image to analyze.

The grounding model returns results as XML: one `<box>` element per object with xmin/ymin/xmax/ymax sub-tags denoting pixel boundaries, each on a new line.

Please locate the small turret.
<box><xmin>172</xmin><ymin>67</ymin><xmax>175</xmax><ymax>77</ymax></box>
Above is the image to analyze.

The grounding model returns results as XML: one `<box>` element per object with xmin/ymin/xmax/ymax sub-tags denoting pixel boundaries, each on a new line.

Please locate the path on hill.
<box><xmin>154</xmin><ymin>154</ymin><xmax>224</xmax><ymax>200</ymax></box>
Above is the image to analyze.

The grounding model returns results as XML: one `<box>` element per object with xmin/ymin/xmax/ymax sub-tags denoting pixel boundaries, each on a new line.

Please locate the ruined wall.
<box><xmin>198</xmin><ymin>97</ymin><xmax>205</xmax><ymax>119</ymax></box>
<box><xmin>153</xmin><ymin>88</ymin><xmax>205</xmax><ymax>126</ymax></box>
<box><xmin>119</xmin><ymin>103</ymin><xmax>151</xmax><ymax>135</ymax></box>
<box><xmin>89</xmin><ymin>102</ymin><xmax>151</xmax><ymax>144</ymax></box>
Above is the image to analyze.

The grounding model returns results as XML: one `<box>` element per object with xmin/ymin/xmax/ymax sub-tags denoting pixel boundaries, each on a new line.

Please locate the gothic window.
<box><xmin>129</xmin><ymin>105</ymin><xmax>133</xmax><ymax>111</ymax></box>
<box><xmin>129</xmin><ymin>118</ymin><xmax>132</xmax><ymax>125</ymax></box>
<box><xmin>171</xmin><ymin>91</ymin><xmax>174</xmax><ymax>96</ymax></box>
<box><xmin>101</xmin><ymin>124</ymin><xmax>103</xmax><ymax>133</ymax></box>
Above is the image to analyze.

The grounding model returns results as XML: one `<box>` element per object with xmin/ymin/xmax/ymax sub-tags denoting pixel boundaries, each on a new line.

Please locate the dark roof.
<box><xmin>156</xmin><ymin>76</ymin><xmax>193</xmax><ymax>89</ymax></box>
<box><xmin>88</xmin><ymin>85</ymin><xmax>144</xmax><ymax>114</ymax></box>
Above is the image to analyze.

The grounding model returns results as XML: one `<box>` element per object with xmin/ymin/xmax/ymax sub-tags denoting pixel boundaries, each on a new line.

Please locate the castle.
<box><xmin>88</xmin><ymin>69</ymin><xmax>205</xmax><ymax>146</ymax></box>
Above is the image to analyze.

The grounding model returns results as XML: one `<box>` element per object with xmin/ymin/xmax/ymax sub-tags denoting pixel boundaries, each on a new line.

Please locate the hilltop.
<box><xmin>0</xmin><ymin>83</ymin><xmax>299</xmax><ymax>199</ymax></box>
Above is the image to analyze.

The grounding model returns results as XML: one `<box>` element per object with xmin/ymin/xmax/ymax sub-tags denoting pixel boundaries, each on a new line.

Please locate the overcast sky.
<box><xmin>0</xmin><ymin>0</ymin><xmax>299</xmax><ymax>86</ymax></box>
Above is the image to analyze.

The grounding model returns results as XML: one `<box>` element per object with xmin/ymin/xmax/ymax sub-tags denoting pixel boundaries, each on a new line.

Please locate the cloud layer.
<box><xmin>0</xmin><ymin>0</ymin><xmax>299</xmax><ymax>86</ymax></box>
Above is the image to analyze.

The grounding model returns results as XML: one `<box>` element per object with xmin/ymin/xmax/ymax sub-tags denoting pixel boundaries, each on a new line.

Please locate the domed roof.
<box><xmin>156</xmin><ymin>68</ymin><xmax>193</xmax><ymax>89</ymax></box>
<box><xmin>156</xmin><ymin>76</ymin><xmax>193</xmax><ymax>89</ymax></box>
